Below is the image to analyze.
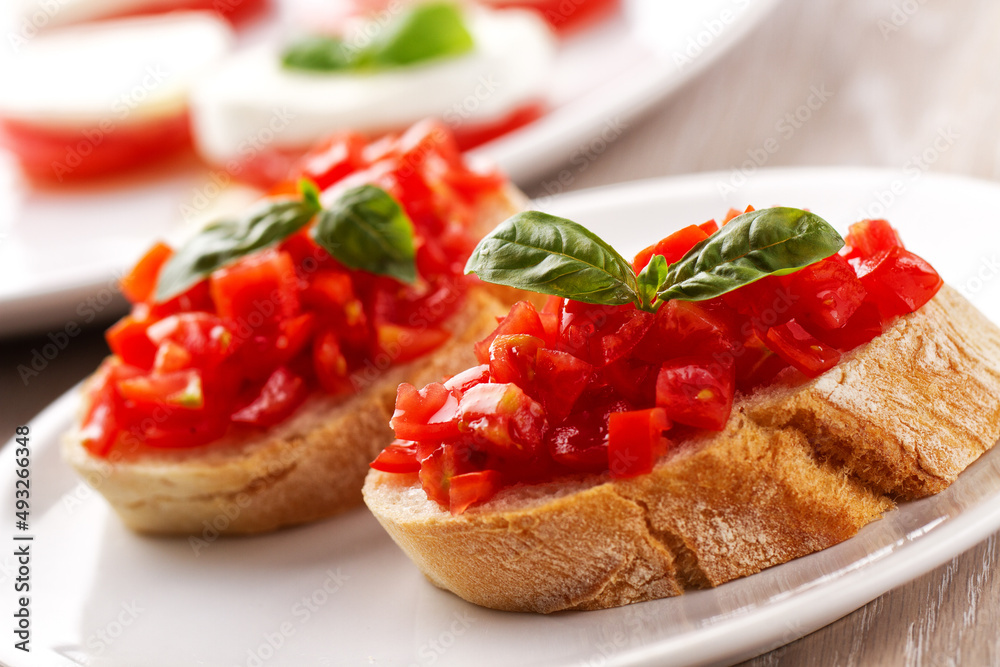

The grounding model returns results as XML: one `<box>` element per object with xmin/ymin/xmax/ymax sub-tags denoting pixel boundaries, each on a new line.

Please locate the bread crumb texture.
<box><xmin>364</xmin><ymin>286</ymin><xmax>1000</xmax><ymax>612</ymax></box>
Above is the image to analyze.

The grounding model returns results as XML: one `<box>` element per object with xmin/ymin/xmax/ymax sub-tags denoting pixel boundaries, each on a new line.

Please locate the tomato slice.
<box><xmin>765</xmin><ymin>320</ymin><xmax>842</xmax><ymax>378</ymax></box>
<box><xmin>448</xmin><ymin>470</ymin><xmax>503</xmax><ymax>515</ymax></box>
<box><xmin>371</xmin><ymin>440</ymin><xmax>421</xmax><ymax>474</ymax></box>
<box><xmin>655</xmin><ymin>356</ymin><xmax>735</xmax><ymax>431</ymax></box>
<box><xmin>0</xmin><ymin>112</ymin><xmax>191</xmax><ymax>182</ymax></box>
<box><xmin>231</xmin><ymin>367</ymin><xmax>308</xmax><ymax>427</ymax></box>
<box><xmin>120</xmin><ymin>242</ymin><xmax>172</xmax><ymax>304</ymax></box>
<box><xmin>608</xmin><ymin>407</ymin><xmax>670</xmax><ymax>478</ymax></box>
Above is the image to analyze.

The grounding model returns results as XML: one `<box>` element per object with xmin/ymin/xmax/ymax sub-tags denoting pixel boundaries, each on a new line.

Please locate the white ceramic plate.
<box><xmin>0</xmin><ymin>0</ymin><xmax>782</xmax><ymax>336</ymax></box>
<box><xmin>3</xmin><ymin>168</ymin><xmax>1000</xmax><ymax>667</ymax></box>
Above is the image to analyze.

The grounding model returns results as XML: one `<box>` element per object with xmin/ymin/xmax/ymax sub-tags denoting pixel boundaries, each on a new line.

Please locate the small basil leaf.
<box><xmin>299</xmin><ymin>178</ymin><xmax>321</xmax><ymax>210</ymax></box>
<box><xmin>313</xmin><ymin>184</ymin><xmax>417</xmax><ymax>284</ymax></box>
<box><xmin>281</xmin><ymin>35</ymin><xmax>352</xmax><ymax>72</ymax></box>
<box><xmin>360</xmin><ymin>2</ymin><xmax>474</xmax><ymax>68</ymax></box>
<box><xmin>155</xmin><ymin>197</ymin><xmax>321</xmax><ymax>302</ymax></box>
<box><xmin>465</xmin><ymin>211</ymin><xmax>640</xmax><ymax>306</ymax></box>
<box><xmin>636</xmin><ymin>253</ymin><xmax>668</xmax><ymax>312</ymax></box>
<box><xmin>656</xmin><ymin>207</ymin><xmax>844</xmax><ymax>303</ymax></box>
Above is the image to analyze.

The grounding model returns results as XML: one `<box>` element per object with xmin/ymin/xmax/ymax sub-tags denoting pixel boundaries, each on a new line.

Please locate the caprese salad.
<box><xmin>0</xmin><ymin>12</ymin><xmax>233</xmax><ymax>181</ymax></box>
<box><xmin>190</xmin><ymin>1</ymin><xmax>556</xmax><ymax>187</ymax></box>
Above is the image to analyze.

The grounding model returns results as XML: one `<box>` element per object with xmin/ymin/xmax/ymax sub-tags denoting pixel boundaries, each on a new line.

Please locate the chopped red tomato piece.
<box><xmin>489</xmin><ymin>334</ymin><xmax>544</xmax><ymax>386</ymax></box>
<box><xmin>655</xmin><ymin>357</ymin><xmax>735</xmax><ymax>431</ymax></box>
<box><xmin>313</xmin><ymin>329</ymin><xmax>352</xmax><ymax>395</ymax></box>
<box><xmin>608</xmin><ymin>408</ymin><xmax>670</xmax><ymax>478</ymax></box>
<box><xmin>841</xmin><ymin>219</ymin><xmax>904</xmax><ymax>262</ymax></box>
<box><xmin>765</xmin><ymin>320</ymin><xmax>842</xmax><ymax>378</ymax></box>
<box><xmin>117</xmin><ymin>369</ymin><xmax>205</xmax><ymax>409</ymax></box>
<box><xmin>391</xmin><ymin>383</ymin><xmax>461</xmax><ymax>441</ymax></box>
<box><xmin>293</xmin><ymin>131</ymin><xmax>367</xmax><ymax>191</ymax></box>
<box><xmin>370</xmin><ymin>440</ymin><xmax>421</xmax><ymax>474</ymax></box>
<box><xmin>632</xmin><ymin>225</ymin><xmax>709</xmax><ymax>273</ymax></box>
<box><xmin>210</xmin><ymin>248</ymin><xmax>301</xmax><ymax>326</ymax></box>
<box><xmin>106</xmin><ymin>305</ymin><xmax>158</xmax><ymax>370</ymax></box>
<box><xmin>153</xmin><ymin>340</ymin><xmax>193</xmax><ymax>373</ymax></box>
<box><xmin>786</xmin><ymin>256</ymin><xmax>866</xmax><ymax>330</ymax></box>
<box><xmin>856</xmin><ymin>247</ymin><xmax>943</xmax><ymax>320</ymax></box>
<box><xmin>474</xmin><ymin>300</ymin><xmax>545</xmax><ymax>363</ymax></box>
<box><xmin>457</xmin><ymin>383</ymin><xmax>546</xmax><ymax>462</ymax></box>
<box><xmin>377</xmin><ymin>324</ymin><xmax>450</xmax><ymax>364</ymax></box>
<box><xmin>534</xmin><ymin>349</ymin><xmax>593</xmax><ymax>422</ymax></box>
<box><xmin>698</xmin><ymin>219</ymin><xmax>720</xmax><ymax>235</ymax></box>
<box><xmin>448</xmin><ymin>470</ymin><xmax>503</xmax><ymax>515</ymax></box>
<box><xmin>120</xmin><ymin>242</ymin><xmax>172</xmax><ymax>303</ymax></box>
<box><xmin>231</xmin><ymin>367</ymin><xmax>308</xmax><ymax>427</ymax></box>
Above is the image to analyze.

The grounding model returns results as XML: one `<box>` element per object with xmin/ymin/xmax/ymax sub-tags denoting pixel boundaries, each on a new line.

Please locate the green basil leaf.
<box><xmin>281</xmin><ymin>35</ymin><xmax>352</xmax><ymax>72</ymax></box>
<box><xmin>281</xmin><ymin>3</ymin><xmax>474</xmax><ymax>74</ymax></box>
<box><xmin>636</xmin><ymin>253</ymin><xmax>668</xmax><ymax>311</ymax></box>
<box><xmin>155</xmin><ymin>192</ymin><xmax>321</xmax><ymax>302</ymax></box>
<box><xmin>312</xmin><ymin>184</ymin><xmax>417</xmax><ymax>284</ymax></box>
<box><xmin>362</xmin><ymin>3</ymin><xmax>475</xmax><ymax>68</ymax></box>
<box><xmin>465</xmin><ymin>211</ymin><xmax>640</xmax><ymax>306</ymax></box>
<box><xmin>656</xmin><ymin>207</ymin><xmax>844</xmax><ymax>303</ymax></box>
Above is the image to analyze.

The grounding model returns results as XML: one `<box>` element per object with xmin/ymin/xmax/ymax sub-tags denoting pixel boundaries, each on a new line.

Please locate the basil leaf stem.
<box><xmin>656</xmin><ymin>207</ymin><xmax>844</xmax><ymax>303</ymax></box>
<box><xmin>465</xmin><ymin>211</ymin><xmax>640</xmax><ymax>306</ymax></box>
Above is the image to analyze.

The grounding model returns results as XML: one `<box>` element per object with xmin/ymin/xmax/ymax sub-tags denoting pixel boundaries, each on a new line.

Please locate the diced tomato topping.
<box><xmin>120</xmin><ymin>242</ymin><xmax>172</xmax><ymax>303</ymax></box>
<box><xmin>856</xmin><ymin>247</ymin><xmax>943</xmax><ymax>320</ymax></box>
<box><xmin>92</xmin><ymin>123</ymin><xmax>502</xmax><ymax>458</ymax></box>
<box><xmin>474</xmin><ymin>301</ymin><xmax>545</xmax><ymax>363</ymax></box>
<box><xmin>632</xmin><ymin>225</ymin><xmax>708</xmax><ymax>273</ymax></box>
<box><xmin>489</xmin><ymin>334</ymin><xmax>544</xmax><ymax>386</ymax></box>
<box><xmin>608</xmin><ymin>408</ymin><xmax>670</xmax><ymax>478</ymax></box>
<box><xmin>698</xmin><ymin>219</ymin><xmax>719</xmax><ymax>235</ymax></box>
<box><xmin>841</xmin><ymin>219</ymin><xmax>904</xmax><ymax>262</ymax></box>
<box><xmin>383</xmin><ymin>215</ymin><xmax>944</xmax><ymax>514</ymax></box>
<box><xmin>106</xmin><ymin>305</ymin><xmax>158</xmax><ymax>370</ymax></box>
<box><xmin>210</xmin><ymin>248</ymin><xmax>301</xmax><ymax>326</ymax></box>
<box><xmin>448</xmin><ymin>470</ymin><xmax>503</xmax><ymax>515</ymax></box>
<box><xmin>765</xmin><ymin>320</ymin><xmax>842</xmax><ymax>378</ymax></box>
<box><xmin>655</xmin><ymin>356</ymin><xmax>735</xmax><ymax>431</ymax></box>
<box><xmin>371</xmin><ymin>440</ymin><xmax>421</xmax><ymax>474</ymax></box>
<box><xmin>456</xmin><ymin>383</ymin><xmax>546</xmax><ymax>463</ymax></box>
<box><xmin>231</xmin><ymin>367</ymin><xmax>308</xmax><ymax>427</ymax></box>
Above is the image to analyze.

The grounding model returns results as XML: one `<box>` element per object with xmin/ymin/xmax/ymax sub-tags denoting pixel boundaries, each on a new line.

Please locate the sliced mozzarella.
<box><xmin>190</xmin><ymin>7</ymin><xmax>556</xmax><ymax>166</ymax></box>
<box><xmin>0</xmin><ymin>12</ymin><xmax>233</xmax><ymax>127</ymax></box>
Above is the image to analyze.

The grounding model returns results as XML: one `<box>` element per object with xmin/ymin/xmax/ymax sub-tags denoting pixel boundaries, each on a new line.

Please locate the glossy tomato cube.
<box><xmin>841</xmin><ymin>219</ymin><xmax>904</xmax><ymax>262</ymax></box>
<box><xmin>534</xmin><ymin>349</ymin><xmax>593</xmax><ymax>422</ymax></box>
<box><xmin>608</xmin><ymin>407</ymin><xmax>671</xmax><ymax>478</ymax></box>
<box><xmin>489</xmin><ymin>334</ymin><xmax>545</xmax><ymax>386</ymax></box>
<box><xmin>457</xmin><ymin>383</ymin><xmax>546</xmax><ymax>463</ymax></box>
<box><xmin>391</xmin><ymin>382</ymin><xmax>460</xmax><ymax>441</ymax></box>
<box><xmin>856</xmin><ymin>247</ymin><xmax>943</xmax><ymax>320</ymax></box>
<box><xmin>474</xmin><ymin>301</ymin><xmax>545</xmax><ymax>364</ymax></box>
<box><xmin>631</xmin><ymin>225</ymin><xmax>708</xmax><ymax>273</ymax></box>
<box><xmin>786</xmin><ymin>256</ymin><xmax>866</xmax><ymax>330</ymax></box>
<box><xmin>764</xmin><ymin>319</ymin><xmax>842</xmax><ymax>378</ymax></box>
<box><xmin>370</xmin><ymin>440</ymin><xmax>421</xmax><ymax>474</ymax></box>
<box><xmin>231</xmin><ymin>366</ymin><xmax>308</xmax><ymax>428</ymax></box>
<box><xmin>210</xmin><ymin>248</ymin><xmax>300</xmax><ymax>327</ymax></box>
<box><xmin>448</xmin><ymin>470</ymin><xmax>503</xmax><ymax>515</ymax></box>
<box><xmin>655</xmin><ymin>356</ymin><xmax>735</xmax><ymax>431</ymax></box>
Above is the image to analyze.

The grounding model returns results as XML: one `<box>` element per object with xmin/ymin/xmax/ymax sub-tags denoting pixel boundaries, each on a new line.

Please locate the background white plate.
<box><xmin>0</xmin><ymin>0</ymin><xmax>782</xmax><ymax>336</ymax></box>
<box><xmin>2</xmin><ymin>167</ymin><xmax>1000</xmax><ymax>667</ymax></box>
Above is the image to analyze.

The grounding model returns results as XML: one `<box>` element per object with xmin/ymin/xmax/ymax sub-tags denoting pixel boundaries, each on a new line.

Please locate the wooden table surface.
<box><xmin>3</xmin><ymin>0</ymin><xmax>1000</xmax><ymax>664</ymax></box>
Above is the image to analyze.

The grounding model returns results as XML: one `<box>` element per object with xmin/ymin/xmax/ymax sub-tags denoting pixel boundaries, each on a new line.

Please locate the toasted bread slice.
<box><xmin>363</xmin><ymin>285</ymin><xmax>1000</xmax><ymax>612</ymax></box>
<box><xmin>62</xmin><ymin>187</ymin><xmax>528</xmax><ymax>535</ymax></box>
